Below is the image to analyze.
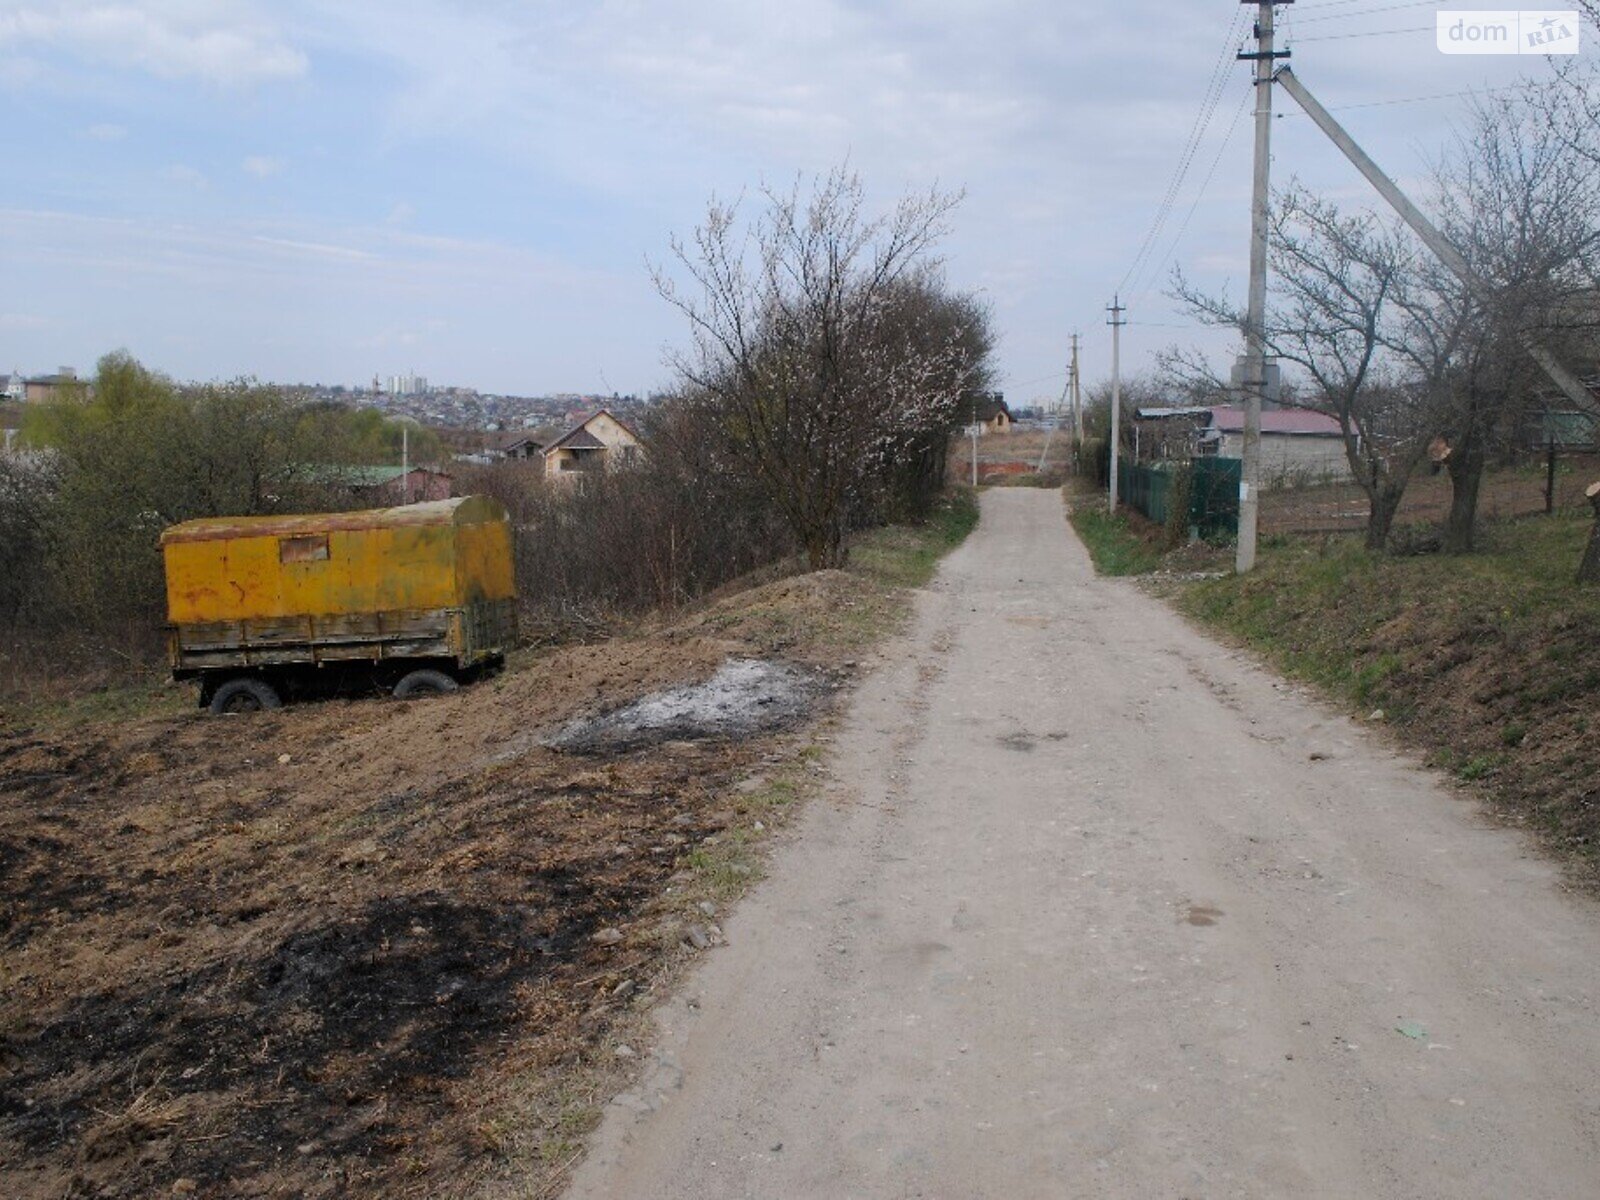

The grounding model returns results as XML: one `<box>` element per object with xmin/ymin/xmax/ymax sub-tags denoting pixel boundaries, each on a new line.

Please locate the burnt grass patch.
<box><xmin>0</xmin><ymin>830</ymin><xmax>113</xmax><ymax>947</ymax></box>
<box><xmin>1</xmin><ymin>695</ymin><xmax>757</xmax><ymax>1199</ymax></box>
<box><xmin>4</xmin><ymin>894</ymin><xmax>598</xmax><ymax>1195</ymax></box>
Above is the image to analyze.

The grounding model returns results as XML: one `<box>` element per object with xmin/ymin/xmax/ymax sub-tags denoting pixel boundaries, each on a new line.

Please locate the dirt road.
<box><xmin>566</xmin><ymin>489</ymin><xmax>1600</xmax><ymax>1199</ymax></box>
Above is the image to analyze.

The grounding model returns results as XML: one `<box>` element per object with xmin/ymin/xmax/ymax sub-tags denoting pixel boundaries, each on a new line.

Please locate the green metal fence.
<box><xmin>1116</xmin><ymin>457</ymin><xmax>1240</xmax><ymax>539</ymax></box>
<box><xmin>1117</xmin><ymin>459</ymin><xmax>1173</xmax><ymax>524</ymax></box>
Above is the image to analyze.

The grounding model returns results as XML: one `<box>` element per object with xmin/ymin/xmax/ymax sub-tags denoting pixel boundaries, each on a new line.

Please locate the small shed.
<box><xmin>1524</xmin><ymin>408</ymin><xmax>1598</xmax><ymax>450</ymax></box>
<box><xmin>489</xmin><ymin>428</ymin><xmax>558</xmax><ymax>461</ymax></box>
<box><xmin>1208</xmin><ymin>406</ymin><xmax>1351</xmax><ymax>482</ymax></box>
<box><xmin>1132</xmin><ymin>406</ymin><xmax>1214</xmax><ymax>461</ymax></box>
<box><xmin>304</xmin><ymin>464</ymin><xmax>453</xmax><ymax>504</ymax></box>
<box><xmin>969</xmin><ymin>396</ymin><xmax>1012</xmax><ymax>435</ymax></box>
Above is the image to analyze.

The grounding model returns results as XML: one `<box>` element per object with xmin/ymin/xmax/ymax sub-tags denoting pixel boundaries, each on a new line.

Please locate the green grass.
<box><xmin>1068</xmin><ymin>504</ymin><xmax>1164</xmax><ymax>576</ymax></box>
<box><xmin>0</xmin><ymin>672</ymin><xmax>189</xmax><ymax>734</ymax></box>
<box><xmin>1181</xmin><ymin>515</ymin><xmax>1600</xmax><ymax>697</ymax></box>
<box><xmin>849</xmin><ymin>488</ymin><xmax>980</xmax><ymax>589</ymax></box>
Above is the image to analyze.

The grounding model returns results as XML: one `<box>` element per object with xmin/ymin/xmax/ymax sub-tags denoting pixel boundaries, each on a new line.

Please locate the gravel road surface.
<box><xmin>567</xmin><ymin>488</ymin><xmax>1600</xmax><ymax>1199</ymax></box>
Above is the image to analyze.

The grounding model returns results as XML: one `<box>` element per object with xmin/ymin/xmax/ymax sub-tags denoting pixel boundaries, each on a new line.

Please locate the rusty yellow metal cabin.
<box><xmin>161</xmin><ymin>496</ymin><xmax>517</xmax><ymax>711</ymax></box>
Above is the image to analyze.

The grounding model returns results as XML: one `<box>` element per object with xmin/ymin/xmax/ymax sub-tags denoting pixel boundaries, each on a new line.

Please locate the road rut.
<box><xmin>567</xmin><ymin>488</ymin><xmax>1600</xmax><ymax>1199</ymax></box>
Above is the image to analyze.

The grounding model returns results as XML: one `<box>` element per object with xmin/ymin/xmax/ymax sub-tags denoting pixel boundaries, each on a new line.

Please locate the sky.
<box><xmin>0</xmin><ymin>1</ymin><xmax>1588</xmax><ymax>403</ymax></box>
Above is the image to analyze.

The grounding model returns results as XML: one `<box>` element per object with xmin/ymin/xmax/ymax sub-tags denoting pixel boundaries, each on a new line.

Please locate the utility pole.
<box><xmin>1235</xmin><ymin>0</ymin><xmax>1290</xmax><ymax>573</ymax></box>
<box><xmin>1070</xmin><ymin>332</ymin><xmax>1083</xmax><ymax>445</ymax></box>
<box><xmin>1037</xmin><ymin>401</ymin><xmax>1058</xmax><ymax>473</ymax></box>
<box><xmin>1039</xmin><ymin>339</ymin><xmax>1076</xmax><ymax>474</ymax></box>
<box><xmin>401</xmin><ymin>423</ymin><xmax>410</xmax><ymax>505</ymax></box>
<box><xmin>1108</xmin><ymin>296</ymin><xmax>1125</xmax><ymax>512</ymax></box>
<box><xmin>970</xmin><ymin>398</ymin><xmax>979</xmax><ymax>487</ymax></box>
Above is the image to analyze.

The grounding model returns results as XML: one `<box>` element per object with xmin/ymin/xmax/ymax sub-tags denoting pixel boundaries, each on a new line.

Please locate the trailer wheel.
<box><xmin>208</xmin><ymin>677</ymin><xmax>283</xmax><ymax>715</ymax></box>
<box><xmin>393</xmin><ymin>669</ymin><xmax>460</xmax><ymax>700</ymax></box>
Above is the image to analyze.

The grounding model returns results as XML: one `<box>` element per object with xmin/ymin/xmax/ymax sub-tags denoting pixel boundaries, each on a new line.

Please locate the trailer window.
<box><xmin>279</xmin><ymin>534</ymin><xmax>330</xmax><ymax>564</ymax></box>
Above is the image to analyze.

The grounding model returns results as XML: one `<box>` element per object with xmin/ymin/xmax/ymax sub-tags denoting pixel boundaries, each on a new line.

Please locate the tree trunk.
<box><xmin>1443</xmin><ymin>433</ymin><xmax>1486</xmax><ymax>554</ymax></box>
<box><xmin>804</xmin><ymin>516</ymin><xmax>847</xmax><ymax>570</ymax></box>
<box><xmin>1365</xmin><ymin>483</ymin><xmax>1404</xmax><ymax>552</ymax></box>
<box><xmin>1579</xmin><ymin>482</ymin><xmax>1600</xmax><ymax>584</ymax></box>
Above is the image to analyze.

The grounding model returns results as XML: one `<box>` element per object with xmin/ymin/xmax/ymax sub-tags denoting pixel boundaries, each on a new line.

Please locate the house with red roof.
<box><xmin>1204</xmin><ymin>406</ymin><xmax>1351</xmax><ymax>483</ymax></box>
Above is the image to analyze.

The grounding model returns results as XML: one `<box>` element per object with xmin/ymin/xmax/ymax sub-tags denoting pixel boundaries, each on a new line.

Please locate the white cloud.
<box><xmin>83</xmin><ymin>120</ymin><xmax>125</xmax><ymax>139</ymax></box>
<box><xmin>0</xmin><ymin>2</ymin><xmax>307</xmax><ymax>87</ymax></box>
<box><xmin>242</xmin><ymin>154</ymin><xmax>285</xmax><ymax>178</ymax></box>
<box><xmin>160</xmin><ymin>163</ymin><xmax>206</xmax><ymax>188</ymax></box>
<box><xmin>0</xmin><ymin>312</ymin><xmax>53</xmax><ymax>330</ymax></box>
<box><xmin>246</xmin><ymin>233</ymin><xmax>371</xmax><ymax>263</ymax></box>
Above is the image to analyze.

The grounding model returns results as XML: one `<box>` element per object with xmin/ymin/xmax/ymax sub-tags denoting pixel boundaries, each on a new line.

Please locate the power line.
<box><xmin>1293</xmin><ymin>0</ymin><xmax>1426</xmax><ymax>11</ymax></box>
<box><xmin>1273</xmin><ymin>84</ymin><xmax>1518</xmax><ymax>115</ymax></box>
<box><xmin>998</xmin><ymin>369</ymin><xmax>1069</xmax><ymax>391</ymax></box>
<box><xmin>1291</xmin><ymin>0</ymin><xmax>1438</xmax><ymax>24</ymax></box>
<box><xmin>1121</xmin><ymin>67</ymin><xmax>1243</xmax><ymax>302</ymax></box>
<box><xmin>1116</xmin><ymin>5</ymin><xmax>1248</xmax><ymax>298</ymax></box>
<box><xmin>1117</xmin><ymin>32</ymin><xmax>1240</xmax><ymax>298</ymax></box>
<box><xmin>1130</xmin><ymin>84</ymin><xmax>1254</xmax><ymax>309</ymax></box>
<box><xmin>1295</xmin><ymin>24</ymin><xmax>1432</xmax><ymax>41</ymax></box>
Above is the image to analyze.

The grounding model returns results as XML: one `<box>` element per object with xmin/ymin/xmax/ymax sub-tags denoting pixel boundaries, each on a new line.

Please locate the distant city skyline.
<box><xmin>0</xmin><ymin>2</ymin><xmax>1580</xmax><ymax>405</ymax></box>
<box><xmin>1</xmin><ymin>360</ymin><xmax>637</xmax><ymax>404</ymax></box>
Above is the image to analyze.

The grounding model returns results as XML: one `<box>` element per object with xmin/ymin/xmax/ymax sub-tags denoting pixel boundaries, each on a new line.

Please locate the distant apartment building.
<box><xmin>387</xmin><ymin>372</ymin><xmax>428</xmax><ymax>397</ymax></box>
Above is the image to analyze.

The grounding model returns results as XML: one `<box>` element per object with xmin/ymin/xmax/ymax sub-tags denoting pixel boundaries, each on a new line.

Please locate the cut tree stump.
<box><xmin>1580</xmin><ymin>481</ymin><xmax>1600</xmax><ymax>585</ymax></box>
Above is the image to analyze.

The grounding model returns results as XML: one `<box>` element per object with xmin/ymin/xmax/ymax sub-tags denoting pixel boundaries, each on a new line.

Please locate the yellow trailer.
<box><xmin>161</xmin><ymin>495</ymin><xmax>518</xmax><ymax>713</ymax></box>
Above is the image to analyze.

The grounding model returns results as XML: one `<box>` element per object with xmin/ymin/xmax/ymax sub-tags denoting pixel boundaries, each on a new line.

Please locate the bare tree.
<box><xmin>1427</xmin><ymin>87</ymin><xmax>1600</xmax><ymax>551</ymax></box>
<box><xmin>1530</xmin><ymin>59</ymin><xmax>1600</xmax><ymax>175</ymax></box>
<box><xmin>1173</xmin><ymin>184</ymin><xmax>1433</xmax><ymax>549</ymax></box>
<box><xmin>655</xmin><ymin>168</ymin><xmax>988</xmax><ymax>568</ymax></box>
<box><xmin>1081</xmin><ymin>374</ymin><xmax>1168</xmax><ymax>443</ymax></box>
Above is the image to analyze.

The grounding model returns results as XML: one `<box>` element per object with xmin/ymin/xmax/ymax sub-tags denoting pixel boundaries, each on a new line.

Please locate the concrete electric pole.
<box><xmin>1235</xmin><ymin>0</ymin><xmax>1289</xmax><ymax>573</ymax></box>
<box><xmin>1070</xmin><ymin>332</ymin><xmax>1083</xmax><ymax>445</ymax></box>
<box><xmin>970</xmin><ymin>398</ymin><xmax>979</xmax><ymax>487</ymax></box>
<box><xmin>1107</xmin><ymin>297</ymin><xmax>1125</xmax><ymax>512</ymax></box>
